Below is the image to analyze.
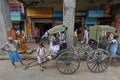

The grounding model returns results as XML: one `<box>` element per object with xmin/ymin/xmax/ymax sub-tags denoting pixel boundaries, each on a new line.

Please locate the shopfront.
<box><xmin>26</xmin><ymin>7</ymin><xmax>53</xmax><ymax>39</ymax></box>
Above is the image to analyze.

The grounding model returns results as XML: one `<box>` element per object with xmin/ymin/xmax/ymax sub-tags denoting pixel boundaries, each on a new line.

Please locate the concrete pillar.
<box><xmin>0</xmin><ymin>0</ymin><xmax>12</xmax><ymax>48</ymax></box>
<box><xmin>63</xmin><ymin>0</ymin><xmax>76</xmax><ymax>46</ymax></box>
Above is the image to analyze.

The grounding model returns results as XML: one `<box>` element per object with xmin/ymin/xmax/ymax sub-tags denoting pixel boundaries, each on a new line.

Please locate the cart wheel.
<box><xmin>87</xmin><ymin>49</ymin><xmax>111</xmax><ymax>73</ymax></box>
<box><xmin>23</xmin><ymin>60</ymin><xmax>38</xmax><ymax>70</ymax></box>
<box><xmin>56</xmin><ymin>51</ymin><xmax>80</xmax><ymax>74</ymax></box>
<box><xmin>78</xmin><ymin>44</ymin><xmax>93</xmax><ymax>61</ymax></box>
<box><xmin>67</xmin><ymin>46</ymin><xmax>74</xmax><ymax>52</ymax></box>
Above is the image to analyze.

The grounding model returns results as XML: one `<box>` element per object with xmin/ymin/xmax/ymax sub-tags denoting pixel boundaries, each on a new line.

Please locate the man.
<box><xmin>81</xmin><ymin>27</ymin><xmax>88</xmax><ymax>44</ymax></box>
<box><xmin>0</xmin><ymin>37</ymin><xmax>24</xmax><ymax>68</ymax></box>
<box><xmin>42</xmin><ymin>30</ymin><xmax>50</xmax><ymax>45</ymax></box>
<box><xmin>74</xmin><ymin>29</ymin><xmax>78</xmax><ymax>46</ymax></box>
<box><xmin>33</xmin><ymin>28</ymin><xmax>40</xmax><ymax>43</ymax></box>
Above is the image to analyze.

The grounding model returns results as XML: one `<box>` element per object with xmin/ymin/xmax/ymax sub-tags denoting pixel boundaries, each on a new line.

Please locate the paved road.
<box><xmin>0</xmin><ymin>60</ymin><xmax>120</xmax><ymax>80</ymax></box>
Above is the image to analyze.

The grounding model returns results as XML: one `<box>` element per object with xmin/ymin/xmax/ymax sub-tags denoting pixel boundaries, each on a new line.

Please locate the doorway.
<box><xmin>34</xmin><ymin>23</ymin><xmax>52</xmax><ymax>36</ymax></box>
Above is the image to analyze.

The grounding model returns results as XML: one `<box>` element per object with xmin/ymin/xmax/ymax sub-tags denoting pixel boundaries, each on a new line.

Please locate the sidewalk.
<box><xmin>0</xmin><ymin>42</ymin><xmax>79</xmax><ymax>60</ymax></box>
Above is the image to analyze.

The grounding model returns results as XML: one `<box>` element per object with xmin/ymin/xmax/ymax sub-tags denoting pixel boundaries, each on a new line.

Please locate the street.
<box><xmin>0</xmin><ymin>60</ymin><xmax>120</xmax><ymax>80</ymax></box>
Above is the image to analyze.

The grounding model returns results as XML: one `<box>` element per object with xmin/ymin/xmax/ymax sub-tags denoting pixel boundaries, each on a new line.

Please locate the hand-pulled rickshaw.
<box><xmin>24</xmin><ymin>25</ymin><xmax>80</xmax><ymax>74</ymax></box>
<box><xmin>24</xmin><ymin>25</ymin><xmax>114</xmax><ymax>74</ymax></box>
<box><xmin>78</xmin><ymin>25</ymin><xmax>116</xmax><ymax>73</ymax></box>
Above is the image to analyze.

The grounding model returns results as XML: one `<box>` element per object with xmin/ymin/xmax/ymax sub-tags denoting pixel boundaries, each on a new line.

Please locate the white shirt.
<box><xmin>49</xmin><ymin>38</ymin><xmax>60</xmax><ymax>52</ymax></box>
<box><xmin>37</xmin><ymin>47</ymin><xmax>46</xmax><ymax>56</ymax></box>
<box><xmin>42</xmin><ymin>32</ymin><xmax>48</xmax><ymax>38</ymax></box>
<box><xmin>61</xmin><ymin>33</ymin><xmax>66</xmax><ymax>43</ymax></box>
<box><xmin>16</xmin><ymin>30</ymin><xmax>21</xmax><ymax>34</ymax></box>
<box><xmin>7</xmin><ymin>42</ymin><xmax>17</xmax><ymax>51</ymax></box>
<box><xmin>16</xmin><ymin>30</ymin><xmax>25</xmax><ymax>38</ymax></box>
<box><xmin>84</xmin><ymin>30</ymin><xmax>88</xmax><ymax>38</ymax></box>
<box><xmin>74</xmin><ymin>31</ymin><xmax>77</xmax><ymax>37</ymax></box>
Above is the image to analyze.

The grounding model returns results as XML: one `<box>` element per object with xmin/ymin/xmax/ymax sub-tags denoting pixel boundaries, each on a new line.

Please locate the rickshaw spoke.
<box><xmin>70</xmin><ymin>62</ymin><xmax>78</xmax><ymax>68</ymax></box>
<box><xmin>93</xmin><ymin>63</ymin><xmax>99</xmax><ymax>72</ymax></box>
<box><xmin>69</xmin><ymin>65</ymin><xmax>74</xmax><ymax>73</ymax></box>
<box><xmin>88</xmin><ymin>62</ymin><xmax>96</xmax><ymax>68</ymax></box>
<box><xmin>63</xmin><ymin>65</ymin><xmax>68</xmax><ymax>74</ymax></box>
<box><xmin>91</xmin><ymin>63</ymin><xmax>97</xmax><ymax>71</ymax></box>
<box><xmin>98</xmin><ymin>64</ymin><xmax>101</xmax><ymax>72</ymax></box>
<box><xmin>99</xmin><ymin>63</ymin><xmax>104</xmax><ymax>71</ymax></box>
<box><xmin>67</xmin><ymin>66</ymin><xmax>71</xmax><ymax>74</ymax></box>
<box><xmin>87</xmin><ymin>58</ymin><xmax>96</xmax><ymax>63</ymax></box>
<box><xmin>69</xmin><ymin>64</ymin><xmax>76</xmax><ymax>71</ymax></box>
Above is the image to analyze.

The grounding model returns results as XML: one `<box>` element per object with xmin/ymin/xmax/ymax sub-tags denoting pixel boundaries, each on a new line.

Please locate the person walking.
<box><xmin>0</xmin><ymin>37</ymin><xmax>24</xmax><ymax>68</ymax></box>
<box><xmin>33</xmin><ymin>28</ymin><xmax>40</xmax><ymax>43</ymax></box>
<box><xmin>81</xmin><ymin>27</ymin><xmax>89</xmax><ymax>44</ymax></box>
<box><xmin>49</xmin><ymin>34</ymin><xmax>60</xmax><ymax>58</ymax></box>
<box><xmin>42</xmin><ymin>30</ymin><xmax>50</xmax><ymax>45</ymax></box>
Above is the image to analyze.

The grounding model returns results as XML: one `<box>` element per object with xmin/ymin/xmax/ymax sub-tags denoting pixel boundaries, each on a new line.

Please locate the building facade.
<box><xmin>9</xmin><ymin>0</ymin><xmax>24</xmax><ymax>30</ymax></box>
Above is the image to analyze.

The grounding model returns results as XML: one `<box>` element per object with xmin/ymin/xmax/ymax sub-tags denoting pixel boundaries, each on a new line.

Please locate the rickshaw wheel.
<box><xmin>56</xmin><ymin>51</ymin><xmax>80</xmax><ymax>74</ymax></box>
<box><xmin>78</xmin><ymin>44</ymin><xmax>93</xmax><ymax>61</ymax></box>
<box><xmin>87</xmin><ymin>49</ymin><xmax>111</xmax><ymax>73</ymax></box>
<box><xmin>67</xmin><ymin>46</ymin><xmax>74</xmax><ymax>53</ymax></box>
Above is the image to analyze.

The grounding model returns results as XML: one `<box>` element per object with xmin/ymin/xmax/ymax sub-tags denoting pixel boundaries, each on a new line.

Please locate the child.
<box><xmin>37</xmin><ymin>44</ymin><xmax>46</xmax><ymax>71</ymax></box>
<box><xmin>109</xmin><ymin>35</ymin><xmax>118</xmax><ymax>57</ymax></box>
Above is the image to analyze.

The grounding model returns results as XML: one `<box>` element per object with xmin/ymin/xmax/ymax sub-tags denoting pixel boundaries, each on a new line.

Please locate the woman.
<box><xmin>49</xmin><ymin>34</ymin><xmax>60</xmax><ymax>58</ymax></box>
<box><xmin>0</xmin><ymin>37</ymin><xmax>24</xmax><ymax>68</ymax></box>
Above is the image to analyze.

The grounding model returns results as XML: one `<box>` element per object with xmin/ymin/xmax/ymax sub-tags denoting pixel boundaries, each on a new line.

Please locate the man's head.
<box><xmin>8</xmin><ymin>37</ymin><xmax>14</xmax><ymax>43</ymax></box>
<box><xmin>113</xmin><ymin>35</ymin><xmax>119</xmax><ymax>39</ymax></box>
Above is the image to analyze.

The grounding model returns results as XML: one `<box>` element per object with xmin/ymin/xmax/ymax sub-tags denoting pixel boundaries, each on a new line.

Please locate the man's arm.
<box><xmin>0</xmin><ymin>44</ymin><xmax>11</xmax><ymax>52</ymax></box>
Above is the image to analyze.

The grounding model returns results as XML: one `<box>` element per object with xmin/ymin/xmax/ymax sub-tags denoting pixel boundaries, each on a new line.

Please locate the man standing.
<box><xmin>33</xmin><ymin>28</ymin><xmax>40</xmax><ymax>44</ymax></box>
<box><xmin>81</xmin><ymin>27</ymin><xmax>89</xmax><ymax>44</ymax></box>
<box><xmin>74</xmin><ymin>29</ymin><xmax>78</xmax><ymax>46</ymax></box>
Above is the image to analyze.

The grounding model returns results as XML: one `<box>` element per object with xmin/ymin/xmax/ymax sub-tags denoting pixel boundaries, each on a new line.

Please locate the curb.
<box><xmin>0</xmin><ymin>54</ymin><xmax>36</xmax><ymax>60</ymax></box>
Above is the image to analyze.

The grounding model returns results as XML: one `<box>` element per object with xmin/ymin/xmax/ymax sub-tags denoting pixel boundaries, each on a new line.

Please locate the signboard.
<box><xmin>85</xmin><ymin>18</ymin><xmax>97</xmax><ymax>25</ymax></box>
<box><xmin>27</xmin><ymin>7</ymin><xmax>53</xmax><ymax>18</ymax></box>
<box><xmin>52</xmin><ymin>12</ymin><xmax>86</xmax><ymax>18</ymax></box>
<box><xmin>52</xmin><ymin>13</ymin><xmax>63</xmax><ymax>18</ymax></box>
<box><xmin>88</xmin><ymin>10</ymin><xmax>104</xmax><ymax>18</ymax></box>
<box><xmin>10</xmin><ymin>12</ymin><xmax>21</xmax><ymax>21</ymax></box>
